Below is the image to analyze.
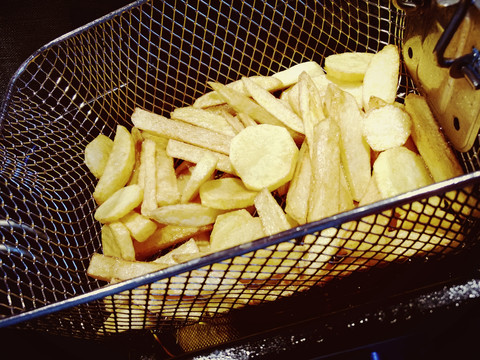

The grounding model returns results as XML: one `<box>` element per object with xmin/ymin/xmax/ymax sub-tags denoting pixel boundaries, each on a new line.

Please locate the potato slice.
<box><xmin>363</xmin><ymin>104</ymin><xmax>412</xmax><ymax>151</ymax></box>
<box><xmin>84</xmin><ymin>134</ymin><xmax>113</xmax><ymax>178</ymax></box>
<box><xmin>324</xmin><ymin>51</ymin><xmax>374</xmax><ymax>82</ymax></box>
<box><xmin>271</xmin><ymin>61</ymin><xmax>325</xmax><ymax>87</ymax></box>
<box><xmin>171</xmin><ymin>106</ymin><xmax>236</xmax><ymax>136</ymax></box>
<box><xmin>229</xmin><ymin>124</ymin><xmax>299</xmax><ymax>191</ymax></box>
<box><xmin>181</xmin><ymin>153</ymin><xmax>218</xmax><ymax>203</ymax></box>
<box><xmin>373</xmin><ymin>146</ymin><xmax>433</xmax><ymax>198</ymax></box>
<box><xmin>148</xmin><ymin>203</ymin><xmax>224</xmax><ymax>227</ymax></box>
<box><xmin>324</xmin><ymin>84</ymin><xmax>371</xmax><ymax>201</ymax></box>
<box><xmin>210</xmin><ymin>209</ymin><xmax>265</xmax><ymax>251</ymax></box>
<box><xmin>131</xmin><ymin>107</ymin><xmax>233</xmax><ymax>155</ymax></box>
<box><xmin>93</xmin><ymin>125</ymin><xmax>135</xmax><ymax>204</ymax></box>
<box><xmin>307</xmin><ymin>119</ymin><xmax>341</xmax><ymax>222</ymax></box>
<box><xmin>94</xmin><ymin>184</ymin><xmax>144</xmax><ymax>223</ymax></box>
<box><xmin>199</xmin><ymin>177</ymin><xmax>258</xmax><ymax>210</ymax></box>
<box><xmin>285</xmin><ymin>142</ymin><xmax>312</xmax><ymax>225</ymax></box>
<box><xmin>121</xmin><ymin>211</ymin><xmax>158</xmax><ymax>243</ymax></box>
<box><xmin>101</xmin><ymin>224</ymin><xmax>122</xmax><ymax>259</ymax></box>
<box><xmin>404</xmin><ymin>94</ymin><xmax>464</xmax><ymax>182</ymax></box>
<box><xmin>362</xmin><ymin>44</ymin><xmax>400</xmax><ymax>110</ymax></box>
<box><xmin>254</xmin><ymin>188</ymin><xmax>291</xmax><ymax>236</ymax></box>
<box><xmin>242</xmin><ymin>76</ymin><xmax>304</xmax><ymax>134</ymax></box>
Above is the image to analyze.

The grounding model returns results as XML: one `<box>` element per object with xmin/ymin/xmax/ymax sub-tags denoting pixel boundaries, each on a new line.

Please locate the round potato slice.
<box><xmin>229</xmin><ymin>124</ymin><xmax>299</xmax><ymax>191</ymax></box>
<box><xmin>199</xmin><ymin>177</ymin><xmax>258</xmax><ymax>210</ymax></box>
<box><xmin>363</xmin><ymin>104</ymin><xmax>412</xmax><ymax>151</ymax></box>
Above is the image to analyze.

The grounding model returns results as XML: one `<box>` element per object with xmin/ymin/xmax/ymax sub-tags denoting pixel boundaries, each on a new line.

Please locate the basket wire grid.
<box><xmin>1</xmin><ymin>0</ymin><xmax>480</xmax><ymax>341</ymax></box>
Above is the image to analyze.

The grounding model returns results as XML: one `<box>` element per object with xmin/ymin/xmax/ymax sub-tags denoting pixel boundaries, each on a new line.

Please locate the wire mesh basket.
<box><xmin>1</xmin><ymin>0</ymin><xmax>480</xmax><ymax>343</ymax></box>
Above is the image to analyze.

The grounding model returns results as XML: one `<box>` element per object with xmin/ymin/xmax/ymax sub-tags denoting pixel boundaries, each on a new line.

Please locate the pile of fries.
<box><xmin>84</xmin><ymin>44</ymin><xmax>473</xmax><ymax>332</ymax></box>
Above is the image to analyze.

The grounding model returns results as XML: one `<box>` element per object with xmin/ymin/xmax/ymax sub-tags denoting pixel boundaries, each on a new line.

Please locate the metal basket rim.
<box><xmin>1</xmin><ymin>170</ymin><xmax>479</xmax><ymax>329</ymax></box>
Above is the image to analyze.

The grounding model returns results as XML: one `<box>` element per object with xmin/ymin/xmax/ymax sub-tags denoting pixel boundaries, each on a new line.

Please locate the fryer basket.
<box><xmin>1</xmin><ymin>0</ymin><xmax>480</xmax><ymax>345</ymax></box>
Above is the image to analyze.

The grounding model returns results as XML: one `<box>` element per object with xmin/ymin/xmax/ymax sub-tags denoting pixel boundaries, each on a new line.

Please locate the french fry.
<box><xmin>84</xmin><ymin>134</ymin><xmax>113</xmax><ymax>179</ymax></box>
<box><xmin>148</xmin><ymin>203</ymin><xmax>225</xmax><ymax>227</ymax></box>
<box><xmin>87</xmin><ymin>253</ymin><xmax>167</xmax><ymax>281</ymax></box>
<box><xmin>181</xmin><ymin>153</ymin><xmax>218</xmax><ymax>203</ymax></box>
<box><xmin>154</xmin><ymin>238</ymin><xmax>200</xmax><ymax>265</ymax></box>
<box><xmin>93</xmin><ymin>125</ymin><xmax>136</xmax><ymax>204</ymax></box>
<box><xmin>140</xmin><ymin>139</ymin><xmax>158</xmax><ymax>215</ymax></box>
<box><xmin>120</xmin><ymin>211</ymin><xmax>158</xmax><ymax>243</ymax></box>
<box><xmin>155</xmin><ymin>146</ymin><xmax>181</xmax><ymax>206</ymax></box>
<box><xmin>285</xmin><ymin>142</ymin><xmax>312</xmax><ymax>225</ymax></box>
<box><xmin>308</xmin><ymin>119</ymin><xmax>341</xmax><ymax>222</ymax></box>
<box><xmin>131</xmin><ymin>107</ymin><xmax>233</xmax><ymax>155</ymax></box>
<box><xmin>242</xmin><ymin>76</ymin><xmax>304</xmax><ymax>134</ymax></box>
<box><xmin>171</xmin><ymin>106</ymin><xmax>236</xmax><ymax>136</ymax></box>
<box><xmin>254</xmin><ymin>188</ymin><xmax>291</xmax><ymax>236</ymax></box>
<box><xmin>133</xmin><ymin>224</ymin><xmax>213</xmax><ymax>260</ymax></box>
<box><xmin>107</xmin><ymin>222</ymin><xmax>136</xmax><ymax>262</ymax></box>
<box><xmin>166</xmin><ymin>139</ymin><xmax>234</xmax><ymax>174</ymax></box>
<box><xmin>324</xmin><ymin>84</ymin><xmax>371</xmax><ymax>201</ymax></box>
<box><xmin>193</xmin><ymin>75</ymin><xmax>284</xmax><ymax>108</ymax></box>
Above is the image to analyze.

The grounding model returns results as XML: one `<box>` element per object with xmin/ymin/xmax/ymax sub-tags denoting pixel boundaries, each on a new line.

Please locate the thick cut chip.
<box><xmin>140</xmin><ymin>139</ymin><xmax>157</xmax><ymax>215</ymax></box>
<box><xmin>134</xmin><ymin>224</ymin><xmax>212</xmax><ymax>260</ymax></box>
<box><xmin>254</xmin><ymin>188</ymin><xmax>291</xmax><ymax>236</ymax></box>
<box><xmin>199</xmin><ymin>177</ymin><xmax>258</xmax><ymax>210</ymax></box>
<box><xmin>101</xmin><ymin>224</ymin><xmax>122</xmax><ymax>258</ymax></box>
<box><xmin>84</xmin><ymin>134</ymin><xmax>113</xmax><ymax>178</ymax></box>
<box><xmin>94</xmin><ymin>184</ymin><xmax>144</xmax><ymax>223</ymax></box>
<box><xmin>131</xmin><ymin>107</ymin><xmax>233</xmax><ymax>155</ymax></box>
<box><xmin>362</xmin><ymin>44</ymin><xmax>400</xmax><ymax>110</ymax></box>
<box><xmin>308</xmin><ymin>119</ymin><xmax>342</xmax><ymax>222</ymax></box>
<box><xmin>363</xmin><ymin>104</ymin><xmax>412</xmax><ymax>151</ymax></box>
<box><xmin>155</xmin><ymin>146</ymin><xmax>181</xmax><ymax>206</ymax></box>
<box><xmin>121</xmin><ymin>211</ymin><xmax>158</xmax><ymax>243</ymax></box>
<box><xmin>166</xmin><ymin>139</ymin><xmax>234</xmax><ymax>174</ymax></box>
<box><xmin>324</xmin><ymin>52</ymin><xmax>374</xmax><ymax>82</ymax></box>
<box><xmin>242</xmin><ymin>76</ymin><xmax>304</xmax><ymax>134</ymax></box>
<box><xmin>108</xmin><ymin>222</ymin><xmax>136</xmax><ymax>261</ymax></box>
<box><xmin>87</xmin><ymin>253</ymin><xmax>167</xmax><ymax>282</ymax></box>
<box><xmin>373</xmin><ymin>146</ymin><xmax>434</xmax><ymax>199</ymax></box>
<box><xmin>404</xmin><ymin>94</ymin><xmax>464</xmax><ymax>182</ymax></box>
<box><xmin>171</xmin><ymin>106</ymin><xmax>236</xmax><ymax>136</ymax></box>
<box><xmin>229</xmin><ymin>124</ymin><xmax>299</xmax><ymax>191</ymax></box>
<box><xmin>181</xmin><ymin>153</ymin><xmax>218</xmax><ymax>203</ymax></box>
<box><xmin>193</xmin><ymin>76</ymin><xmax>283</xmax><ymax>108</ymax></box>
<box><xmin>324</xmin><ymin>84</ymin><xmax>371</xmax><ymax>201</ymax></box>
<box><xmin>285</xmin><ymin>142</ymin><xmax>312</xmax><ymax>225</ymax></box>
<box><xmin>93</xmin><ymin>125</ymin><xmax>135</xmax><ymax>204</ymax></box>
<box><xmin>210</xmin><ymin>209</ymin><xmax>265</xmax><ymax>251</ymax></box>
<box><xmin>148</xmin><ymin>203</ymin><xmax>224</xmax><ymax>227</ymax></box>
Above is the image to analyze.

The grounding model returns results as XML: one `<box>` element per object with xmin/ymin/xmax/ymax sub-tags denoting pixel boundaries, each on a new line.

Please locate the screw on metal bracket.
<box><xmin>433</xmin><ymin>0</ymin><xmax>480</xmax><ymax>89</ymax></box>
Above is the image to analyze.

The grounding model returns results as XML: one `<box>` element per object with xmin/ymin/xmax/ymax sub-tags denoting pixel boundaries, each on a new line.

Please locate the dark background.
<box><xmin>0</xmin><ymin>0</ymin><xmax>134</xmax><ymax>103</ymax></box>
